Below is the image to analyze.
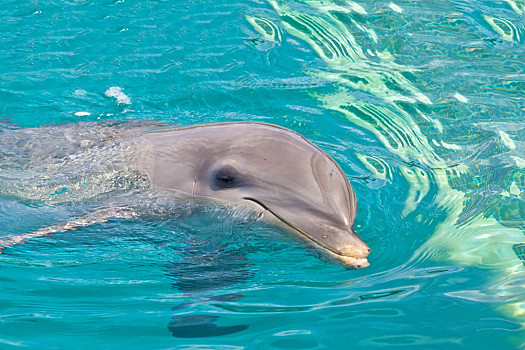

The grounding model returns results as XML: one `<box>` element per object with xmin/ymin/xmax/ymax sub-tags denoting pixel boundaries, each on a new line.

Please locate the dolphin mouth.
<box><xmin>243</xmin><ymin>197</ymin><xmax>369</xmax><ymax>269</ymax></box>
<box><xmin>319</xmin><ymin>249</ymin><xmax>370</xmax><ymax>269</ymax></box>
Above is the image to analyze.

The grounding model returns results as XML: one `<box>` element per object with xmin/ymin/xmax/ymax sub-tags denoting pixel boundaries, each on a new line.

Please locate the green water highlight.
<box><xmin>253</xmin><ymin>0</ymin><xmax>525</xmax><ymax>340</ymax></box>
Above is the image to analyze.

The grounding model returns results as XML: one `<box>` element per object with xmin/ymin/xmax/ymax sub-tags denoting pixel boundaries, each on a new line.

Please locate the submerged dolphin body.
<box><xmin>0</xmin><ymin>122</ymin><xmax>370</xmax><ymax>268</ymax></box>
<box><xmin>132</xmin><ymin>122</ymin><xmax>370</xmax><ymax>268</ymax></box>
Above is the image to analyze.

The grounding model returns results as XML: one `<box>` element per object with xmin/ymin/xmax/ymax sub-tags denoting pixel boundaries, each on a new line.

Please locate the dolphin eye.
<box><xmin>213</xmin><ymin>168</ymin><xmax>242</xmax><ymax>189</ymax></box>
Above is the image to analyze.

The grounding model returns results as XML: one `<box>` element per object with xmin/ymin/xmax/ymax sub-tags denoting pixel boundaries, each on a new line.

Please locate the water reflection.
<box><xmin>250</xmin><ymin>0</ymin><xmax>525</xmax><ymax>332</ymax></box>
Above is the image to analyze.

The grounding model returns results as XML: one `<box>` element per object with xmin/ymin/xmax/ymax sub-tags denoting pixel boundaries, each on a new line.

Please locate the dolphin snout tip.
<box><xmin>322</xmin><ymin>243</ymin><xmax>370</xmax><ymax>268</ymax></box>
<box><xmin>336</xmin><ymin>255</ymin><xmax>370</xmax><ymax>269</ymax></box>
<box><xmin>333</xmin><ymin>236</ymin><xmax>370</xmax><ymax>268</ymax></box>
<box><xmin>315</xmin><ymin>244</ymin><xmax>371</xmax><ymax>268</ymax></box>
<box><xmin>337</xmin><ymin>241</ymin><xmax>371</xmax><ymax>259</ymax></box>
<box><xmin>314</xmin><ymin>227</ymin><xmax>371</xmax><ymax>268</ymax></box>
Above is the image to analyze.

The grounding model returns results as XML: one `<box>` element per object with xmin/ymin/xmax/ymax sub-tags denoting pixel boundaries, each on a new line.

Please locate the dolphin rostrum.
<box><xmin>0</xmin><ymin>122</ymin><xmax>370</xmax><ymax>268</ymax></box>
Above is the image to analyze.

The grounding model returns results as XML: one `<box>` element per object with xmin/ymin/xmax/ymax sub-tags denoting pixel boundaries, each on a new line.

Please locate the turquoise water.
<box><xmin>1</xmin><ymin>0</ymin><xmax>524</xmax><ymax>348</ymax></box>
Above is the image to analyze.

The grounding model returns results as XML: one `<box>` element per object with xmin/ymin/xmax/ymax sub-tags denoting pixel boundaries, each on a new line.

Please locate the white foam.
<box><xmin>74</xmin><ymin>89</ymin><xmax>87</xmax><ymax>97</ymax></box>
<box><xmin>105</xmin><ymin>86</ymin><xmax>131</xmax><ymax>105</ymax></box>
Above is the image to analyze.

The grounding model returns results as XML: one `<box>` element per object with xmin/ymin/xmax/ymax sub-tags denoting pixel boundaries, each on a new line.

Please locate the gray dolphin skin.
<box><xmin>0</xmin><ymin>121</ymin><xmax>370</xmax><ymax>268</ymax></box>
<box><xmin>133</xmin><ymin>122</ymin><xmax>370</xmax><ymax>268</ymax></box>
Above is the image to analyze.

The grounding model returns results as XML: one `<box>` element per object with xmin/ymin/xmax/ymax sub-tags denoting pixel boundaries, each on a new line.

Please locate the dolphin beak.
<box><xmin>243</xmin><ymin>197</ymin><xmax>370</xmax><ymax>268</ymax></box>
<box><xmin>315</xmin><ymin>227</ymin><xmax>370</xmax><ymax>269</ymax></box>
<box><xmin>293</xmin><ymin>224</ymin><xmax>370</xmax><ymax>269</ymax></box>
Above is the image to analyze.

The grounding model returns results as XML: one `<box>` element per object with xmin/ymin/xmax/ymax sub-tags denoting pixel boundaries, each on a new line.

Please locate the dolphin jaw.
<box><xmin>300</xmin><ymin>233</ymin><xmax>370</xmax><ymax>269</ymax></box>
<box><xmin>310</xmin><ymin>241</ymin><xmax>370</xmax><ymax>269</ymax></box>
<box><xmin>343</xmin><ymin>257</ymin><xmax>369</xmax><ymax>269</ymax></box>
<box><xmin>243</xmin><ymin>197</ymin><xmax>370</xmax><ymax>269</ymax></box>
<box><xmin>324</xmin><ymin>249</ymin><xmax>370</xmax><ymax>269</ymax></box>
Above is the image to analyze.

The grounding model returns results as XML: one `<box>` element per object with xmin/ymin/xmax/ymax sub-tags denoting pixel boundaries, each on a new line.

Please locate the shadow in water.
<box><xmin>165</xmin><ymin>241</ymin><xmax>253</xmax><ymax>338</ymax></box>
<box><xmin>168</xmin><ymin>315</ymin><xmax>249</xmax><ymax>338</ymax></box>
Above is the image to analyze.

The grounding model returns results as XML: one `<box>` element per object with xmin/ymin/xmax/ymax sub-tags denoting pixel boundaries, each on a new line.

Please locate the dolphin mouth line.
<box><xmin>243</xmin><ymin>197</ymin><xmax>369</xmax><ymax>268</ymax></box>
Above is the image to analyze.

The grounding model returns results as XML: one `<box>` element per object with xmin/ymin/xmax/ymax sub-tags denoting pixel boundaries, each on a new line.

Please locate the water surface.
<box><xmin>1</xmin><ymin>0</ymin><xmax>524</xmax><ymax>348</ymax></box>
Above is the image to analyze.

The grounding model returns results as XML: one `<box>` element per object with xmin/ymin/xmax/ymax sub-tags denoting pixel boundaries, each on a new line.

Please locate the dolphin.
<box><xmin>0</xmin><ymin>121</ymin><xmax>370</xmax><ymax>268</ymax></box>
<box><xmin>132</xmin><ymin>122</ymin><xmax>370</xmax><ymax>268</ymax></box>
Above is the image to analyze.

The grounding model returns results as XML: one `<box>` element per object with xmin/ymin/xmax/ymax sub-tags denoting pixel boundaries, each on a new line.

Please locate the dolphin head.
<box><xmin>140</xmin><ymin>122</ymin><xmax>370</xmax><ymax>268</ymax></box>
